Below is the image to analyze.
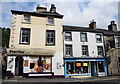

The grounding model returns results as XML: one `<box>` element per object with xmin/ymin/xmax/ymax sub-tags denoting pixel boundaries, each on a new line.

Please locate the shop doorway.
<box><xmin>91</xmin><ymin>61</ymin><xmax>96</xmax><ymax>76</ymax></box>
<box><xmin>15</xmin><ymin>56</ymin><xmax>23</xmax><ymax>76</ymax></box>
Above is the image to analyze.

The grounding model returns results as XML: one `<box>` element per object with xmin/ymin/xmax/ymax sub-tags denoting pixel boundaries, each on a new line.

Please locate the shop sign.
<box><xmin>9</xmin><ymin>50</ymin><xmax>25</xmax><ymax>53</ymax></box>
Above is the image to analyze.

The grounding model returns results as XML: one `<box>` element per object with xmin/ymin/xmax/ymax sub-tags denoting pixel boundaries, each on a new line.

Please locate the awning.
<box><xmin>6</xmin><ymin>48</ymin><xmax>55</xmax><ymax>56</ymax></box>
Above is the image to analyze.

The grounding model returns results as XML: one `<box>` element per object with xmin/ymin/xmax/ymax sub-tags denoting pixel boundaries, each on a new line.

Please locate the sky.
<box><xmin>1</xmin><ymin>0</ymin><xmax>120</xmax><ymax>30</ymax></box>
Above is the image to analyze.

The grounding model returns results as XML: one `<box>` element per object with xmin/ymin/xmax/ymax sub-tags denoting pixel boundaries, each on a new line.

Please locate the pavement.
<box><xmin>1</xmin><ymin>76</ymin><xmax>120</xmax><ymax>83</ymax></box>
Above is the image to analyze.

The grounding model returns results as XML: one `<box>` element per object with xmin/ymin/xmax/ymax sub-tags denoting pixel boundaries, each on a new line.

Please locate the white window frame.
<box><xmin>97</xmin><ymin>46</ymin><xmax>104</xmax><ymax>57</ymax></box>
<box><xmin>82</xmin><ymin>45</ymin><xmax>89</xmax><ymax>56</ymax></box>
<box><xmin>65</xmin><ymin>32</ymin><xmax>72</xmax><ymax>41</ymax></box>
<box><xmin>81</xmin><ymin>33</ymin><xmax>87</xmax><ymax>42</ymax></box>
<box><xmin>65</xmin><ymin>45</ymin><xmax>72</xmax><ymax>56</ymax></box>
<box><xmin>47</xmin><ymin>16</ymin><xmax>54</xmax><ymax>25</ymax></box>
<box><xmin>46</xmin><ymin>30</ymin><xmax>55</xmax><ymax>45</ymax></box>
<box><xmin>96</xmin><ymin>34</ymin><xmax>102</xmax><ymax>43</ymax></box>
<box><xmin>23</xmin><ymin>15</ymin><xmax>31</xmax><ymax>23</ymax></box>
<box><xmin>20</xmin><ymin>28</ymin><xmax>30</xmax><ymax>44</ymax></box>
<box><xmin>115</xmin><ymin>36</ymin><xmax>120</xmax><ymax>48</ymax></box>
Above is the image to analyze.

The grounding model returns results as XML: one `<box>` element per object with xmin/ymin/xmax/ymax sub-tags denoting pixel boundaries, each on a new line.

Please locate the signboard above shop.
<box><xmin>6</xmin><ymin>48</ymin><xmax>55</xmax><ymax>56</ymax></box>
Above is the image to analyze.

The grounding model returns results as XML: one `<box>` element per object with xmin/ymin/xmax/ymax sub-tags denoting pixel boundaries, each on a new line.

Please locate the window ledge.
<box><xmin>19</xmin><ymin>43</ymin><xmax>30</xmax><ymax>45</ymax></box>
<box><xmin>22</xmin><ymin>22</ymin><xmax>31</xmax><ymax>24</ymax></box>
<box><xmin>46</xmin><ymin>24</ymin><xmax>55</xmax><ymax>26</ymax></box>
<box><xmin>45</xmin><ymin>44</ymin><xmax>55</xmax><ymax>46</ymax></box>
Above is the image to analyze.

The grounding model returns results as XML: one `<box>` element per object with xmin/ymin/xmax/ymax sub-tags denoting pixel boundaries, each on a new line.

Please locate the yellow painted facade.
<box><xmin>9</xmin><ymin>14</ymin><xmax>63</xmax><ymax>52</ymax></box>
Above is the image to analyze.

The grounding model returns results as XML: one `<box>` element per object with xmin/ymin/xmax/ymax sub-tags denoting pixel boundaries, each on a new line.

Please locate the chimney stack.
<box><xmin>89</xmin><ymin>19</ymin><xmax>96</xmax><ymax>29</ymax></box>
<box><xmin>50</xmin><ymin>4</ymin><xmax>56</xmax><ymax>13</ymax></box>
<box><xmin>108</xmin><ymin>21</ymin><xmax>117</xmax><ymax>31</ymax></box>
<box><xmin>36</xmin><ymin>4</ymin><xmax>47</xmax><ymax>12</ymax></box>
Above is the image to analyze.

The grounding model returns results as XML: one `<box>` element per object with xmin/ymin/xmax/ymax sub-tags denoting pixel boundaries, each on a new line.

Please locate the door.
<box><xmin>15</xmin><ymin>56</ymin><xmax>23</xmax><ymax>76</ymax></box>
<box><xmin>91</xmin><ymin>61</ymin><xmax>96</xmax><ymax>76</ymax></box>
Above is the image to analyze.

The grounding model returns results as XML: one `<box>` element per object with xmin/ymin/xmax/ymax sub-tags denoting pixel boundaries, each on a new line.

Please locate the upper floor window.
<box><xmin>115</xmin><ymin>36</ymin><xmax>120</xmax><ymax>48</ymax></box>
<box><xmin>20</xmin><ymin>28</ymin><xmax>30</xmax><ymax>44</ymax></box>
<box><xmin>46</xmin><ymin>30</ymin><xmax>55</xmax><ymax>45</ymax></box>
<box><xmin>81</xmin><ymin>33</ymin><xmax>87</xmax><ymax>42</ymax></box>
<box><xmin>47</xmin><ymin>17</ymin><xmax>54</xmax><ymax>25</ymax></box>
<box><xmin>97</xmin><ymin>46</ymin><xmax>104</xmax><ymax>56</ymax></box>
<box><xmin>65</xmin><ymin>32</ymin><xmax>72</xmax><ymax>41</ymax></box>
<box><xmin>23</xmin><ymin>15</ymin><xmax>30</xmax><ymax>23</ymax></box>
<box><xmin>96</xmin><ymin>34</ymin><xmax>102</xmax><ymax>42</ymax></box>
<box><xmin>82</xmin><ymin>45</ymin><xmax>89</xmax><ymax>56</ymax></box>
<box><xmin>65</xmin><ymin>45</ymin><xmax>72</xmax><ymax>56</ymax></box>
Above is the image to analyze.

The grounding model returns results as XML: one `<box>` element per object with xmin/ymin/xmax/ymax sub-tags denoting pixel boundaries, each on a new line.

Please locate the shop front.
<box><xmin>64</xmin><ymin>57</ymin><xmax>107</xmax><ymax>78</ymax></box>
<box><xmin>5</xmin><ymin>48</ymin><xmax>55</xmax><ymax>78</ymax></box>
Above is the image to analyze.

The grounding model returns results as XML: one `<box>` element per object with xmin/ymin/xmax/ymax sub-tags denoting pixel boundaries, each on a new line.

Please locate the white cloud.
<box><xmin>1</xmin><ymin>0</ymin><xmax>119</xmax><ymax>31</ymax></box>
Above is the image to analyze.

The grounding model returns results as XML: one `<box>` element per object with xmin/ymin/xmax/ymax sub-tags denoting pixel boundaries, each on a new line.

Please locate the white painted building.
<box><xmin>63</xmin><ymin>21</ymin><xmax>108</xmax><ymax>78</ymax></box>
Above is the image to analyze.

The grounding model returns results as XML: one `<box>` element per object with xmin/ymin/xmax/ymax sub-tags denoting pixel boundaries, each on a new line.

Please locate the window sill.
<box><xmin>19</xmin><ymin>43</ymin><xmax>30</xmax><ymax>45</ymax></box>
<box><xmin>22</xmin><ymin>22</ymin><xmax>31</xmax><ymax>24</ymax></box>
<box><xmin>96</xmin><ymin>41</ymin><xmax>102</xmax><ymax>43</ymax></box>
<box><xmin>46</xmin><ymin>24</ymin><xmax>55</xmax><ymax>26</ymax></box>
<box><xmin>45</xmin><ymin>44</ymin><xmax>55</xmax><ymax>46</ymax></box>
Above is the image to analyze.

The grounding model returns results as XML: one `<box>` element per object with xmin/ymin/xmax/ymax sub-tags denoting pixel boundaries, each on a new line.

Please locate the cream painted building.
<box><xmin>6</xmin><ymin>4</ymin><xmax>64</xmax><ymax>78</ymax></box>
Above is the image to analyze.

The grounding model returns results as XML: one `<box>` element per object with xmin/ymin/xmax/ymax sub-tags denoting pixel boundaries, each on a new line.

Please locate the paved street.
<box><xmin>1</xmin><ymin>76</ymin><xmax>120</xmax><ymax>84</ymax></box>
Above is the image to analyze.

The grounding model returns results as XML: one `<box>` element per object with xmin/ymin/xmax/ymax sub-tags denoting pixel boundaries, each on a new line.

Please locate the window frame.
<box><xmin>82</xmin><ymin>45</ymin><xmax>89</xmax><ymax>56</ymax></box>
<box><xmin>47</xmin><ymin>16</ymin><xmax>54</xmax><ymax>25</ymax></box>
<box><xmin>97</xmin><ymin>46</ymin><xmax>104</xmax><ymax>57</ymax></box>
<box><xmin>115</xmin><ymin>36</ymin><xmax>120</xmax><ymax>48</ymax></box>
<box><xmin>23</xmin><ymin>14</ymin><xmax>31</xmax><ymax>23</ymax></box>
<box><xmin>19</xmin><ymin>28</ymin><xmax>31</xmax><ymax>45</ymax></box>
<box><xmin>96</xmin><ymin>34</ymin><xmax>102</xmax><ymax>43</ymax></box>
<box><xmin>46</xmin><ymin>30</ymin><xmax>55</xmax><ymax>46</ymax></box>
<box><xmin>65</xmin><ymin>32</ymin><xmax>72</xmax><ymax>41</ymax></box>
<box><xmin>80</xmin><ymin>33</ymin><xmax>87</xmax><ymax>42</ymax></box>
<box><xmin>65</xmin><ymin>44</ymin><xmax>73</xmax><ymax>56</ymax></box>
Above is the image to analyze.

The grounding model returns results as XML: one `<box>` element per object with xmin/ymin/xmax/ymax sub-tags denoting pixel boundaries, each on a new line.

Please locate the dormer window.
<box><xmin>47</xmin><ymin>17</ymin><xmax>54</xmax><ymax>25</ymax></box>
<box><xmin>23</xmin><ymin>15</ymin><xmax>30</xmax><ymax>23</ymax></box>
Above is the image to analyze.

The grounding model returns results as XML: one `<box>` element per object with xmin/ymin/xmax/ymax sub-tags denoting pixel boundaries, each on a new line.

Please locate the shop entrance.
<box><xmin>15</xmin><ymin>56</ymin><xmax>23</xmax><ymax>76</ymax></box>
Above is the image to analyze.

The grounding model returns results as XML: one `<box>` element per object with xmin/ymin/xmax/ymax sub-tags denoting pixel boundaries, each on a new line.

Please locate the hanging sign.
<box><xmin>83</xmin><ymin>63</ymin><xmax>88</xmax><ymax>66</ymax></box>
<box><xmin>76</xmin><ymin>63</ymin><xmax>81</xmax><ymax>66</ymax></box>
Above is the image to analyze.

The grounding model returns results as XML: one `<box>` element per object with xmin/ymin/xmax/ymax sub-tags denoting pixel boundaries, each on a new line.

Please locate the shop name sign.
<box><xmin>9</xmin><ymin>50</ymin><xmax>25</xmax><ymax>54</ymax></box>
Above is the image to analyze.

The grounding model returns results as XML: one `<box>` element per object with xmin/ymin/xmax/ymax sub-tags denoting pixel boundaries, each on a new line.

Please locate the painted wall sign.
<box><xmin>9</xmin><ymin>50</ymin><xmax>25</xmax><ymax>53</ymax></box>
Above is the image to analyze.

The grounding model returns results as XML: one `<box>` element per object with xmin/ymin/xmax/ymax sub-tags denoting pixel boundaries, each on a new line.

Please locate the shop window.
<box><xmin>82</xmin><ymin>45</ymin><xmax>89</xmax><ymax>56</ymax></box>
<box><xmin>65</xmin><ymin>45</ymin><xmax>72</xmax><ymax>56</ymax></box>
<box><xmin>97</xmin><ymin>46</ymin><xmax>104</xmax><ymax>56</ymax></box>
<box><xmin>46</xmin><ymin>30</ymin><xmax>55</xmax><ymax>46</ymax></box>
<box><xmin>23</xmin><ymin>15</ymin><xmax>30</xmax><ymax>23</ymax></box>
<box><xmin>66</xmin><ymin>61</ymin><xmax>89</xmax><ymax>74</ymax></box>
<box><xmin>96</xmin><ymin>34</ymin><xmax>102</xmax><ymax>43</ymax></box>
<box><xmin>47</xmin><ymin>17</ymin><xmax>54</xmax><ymax>25</ymax></box>
<box><xmin>65</xmin><ymin>32</ymin><xmax>72</xmax><ymax>41</ymax></box>
<box><xmin>81</xmin><ymin>33</ymin><xmax>87</xmax><ymax>42</ymax></box>
<box><xmin>20</xmin><ymin>28</ymin><xmax>30</xmax><ymax>44</ymax></box>
<box><xmin>29</xmin><ymin>57</ymin><xmax>51</xmax><ymax>72</ymax></box>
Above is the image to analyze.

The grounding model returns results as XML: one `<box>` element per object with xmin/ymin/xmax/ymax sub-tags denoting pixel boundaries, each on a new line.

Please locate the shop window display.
<box><xmin>66</xmin><ymin>61</ymin><xmax>89</xmax><ymax>74</ymax></box>
<box><xmin>29</xmin><ymin>56</ymin><xmax>51</xmax><ymax>73</ymax></box>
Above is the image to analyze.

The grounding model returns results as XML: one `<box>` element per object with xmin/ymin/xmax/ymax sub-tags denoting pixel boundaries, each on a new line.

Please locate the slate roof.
<box><xmin>63</xmin><ymin>25</ymin><xmax>120</xmax><ymax>36</ymax></box>
<box><xmin>11</xmin><ymin>10</ymin><xmax>63</xmax><ymax>19</ymax></box>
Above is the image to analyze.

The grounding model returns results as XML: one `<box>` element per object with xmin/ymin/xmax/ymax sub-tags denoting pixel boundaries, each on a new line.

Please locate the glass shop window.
<box><xmin>29</xmin><ymin>57</ymin><xmax>51</xmax><ymax>73</ymax></box>
<box><xmin>66</xmin><ymin>61</ymin><xmax>89</xmax><ymax>74</ymax></box>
